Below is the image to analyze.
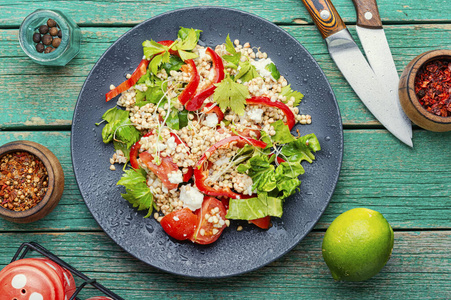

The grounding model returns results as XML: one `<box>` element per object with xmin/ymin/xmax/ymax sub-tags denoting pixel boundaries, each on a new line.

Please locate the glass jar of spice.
<box><xmin>19</xmin><ymin>9</ymin><xmax>81</xmax><ymax>66</ymax></box>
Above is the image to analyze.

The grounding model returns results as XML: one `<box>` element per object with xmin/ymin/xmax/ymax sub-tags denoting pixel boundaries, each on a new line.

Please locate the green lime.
<box><xmin>322</xmin><ymin>208</ymin><xmax>394</xmax><ymax>282</ymax></box>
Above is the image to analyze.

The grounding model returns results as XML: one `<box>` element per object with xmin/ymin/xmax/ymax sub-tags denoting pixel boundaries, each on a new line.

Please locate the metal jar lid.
<box><xmin>0</xmin><ymin>258</ymin><xmax>76</xmax><ymax>299</ymax></box>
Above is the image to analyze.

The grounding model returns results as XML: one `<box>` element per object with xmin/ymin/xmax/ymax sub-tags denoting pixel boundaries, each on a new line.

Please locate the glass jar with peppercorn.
<box><xmin>19</xmin><ymin>9</ymin><xmax>81</xmax><ymax>66</ymax></box>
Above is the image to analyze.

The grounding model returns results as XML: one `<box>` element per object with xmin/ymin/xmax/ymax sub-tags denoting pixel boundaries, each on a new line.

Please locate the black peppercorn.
<box><xmin>38</xmin><ymin>25</ymin><xmax>49</xmax><ymax>34</ymax></box>
<box><xmin>32</xmin><ymin>33</ymin><xmax>41</xmax><ymax>43</ymax></box>
<box><xmin>49</xmin><ymin>27</ymin><xmax>58</xmax><ymax>36</ymax></box>
<box><xmin>47</xmin><ymin>18</ymin><xmax>57</xmax><ymax>27</ymax></box>
<box><xmin>57</xmin><ymin>30</ymin><xmax>62</xmax><ymax>38</ymax></box>
<box><xmin>36</xmin><ymin>43</ymin><xmax>45</xmax><ymax>53</ymax></box>
<box><xmin>52</xmin><ymin>38</ymin><xmax>61</xmax><ymax>48</ymax></box>
<box><xmin>44</xmin><ymin>46</ymin><xmax>53</xmax><ymax>54</ymax></box>
<box><xmin>42</xmin><ymin>34</ymin><xmax>53</xmax><ymax>46</ymax></box>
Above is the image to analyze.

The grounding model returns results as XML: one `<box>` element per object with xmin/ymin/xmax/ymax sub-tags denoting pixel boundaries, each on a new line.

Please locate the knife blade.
<box><xmin>352</xmin><ymin>0</ymin><xmax>413</xmax><ymax>142</ymax></box>
<box><xmin>300</xmin><ymin>0</ymin><xmax>413</xmax><ymax>147</ymax></box>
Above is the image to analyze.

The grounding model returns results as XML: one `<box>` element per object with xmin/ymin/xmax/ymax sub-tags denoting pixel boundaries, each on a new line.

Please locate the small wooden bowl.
<box><xmin>0</xmin><ymin>141</ymin><xmax>64</xmax><ymax>223</ymax></box>
<box><xmin>399</xmin><ymin>49</ymin><xmax>451</xmax><ymax>132</ymax></box>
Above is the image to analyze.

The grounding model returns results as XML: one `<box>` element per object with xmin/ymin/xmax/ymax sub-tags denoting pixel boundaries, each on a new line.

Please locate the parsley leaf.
<box><xmin>149</xmin><ymin>51</ymin><xmax>170</xmax><ymax>75</ymax></box>
<box><xmin>173</xmin><ymin>28</ymin><xmax>200</xmax><ymax>60</ymax></box>
<box><xmin>235</xmin><ymin>61</ymin><xmax>260</xmax><ymax>82</ymax></box>
<box><xmin>280</xmin><ymin>84</ymin><xmax>304</xmax><ymax>106</ymax></box>
<box><xmin>213</xmin><ymin>75</ymin><xmax>249</xmax><ymax>115</ymax></box>
<box><xmin>177</xmin><ymin>27</ymin><xmax>202</xmax><ymax>45</ymax></box>
<box><xmin>178</xmin><ymin>50</ymin><xmax>198</xmax><ymax>62</ymax></box>
<box><xmin>162</xmin><ymin>55</ymin><xmax>184</xmax><ymax>73</ymax></box>
<box><xmin>142</xmin><ymin>40</ymin><xmax>168</xmax><ymax>59</ymax></box>
<box><xmin>165</xmin><ymin>109</ymin><xmax>189</xmax><ymax>130</ymax></box>
<box><xmin>222</xmin><ymin>34</ymin><xmax>241</xmax><ymax>68</ymax></box>
<box><xmin>265</xmin><ymin>63</ymin><xmax>280</xmax><ymax>80</ymax></box>
<box><xmin>117</xmin><ymin>168</ymin><xmax>155</xmax><ymax>218</ymax></box>
<box><xmin>100</xmin><ymin>107</ymin><xmax>141</xmax><ymax>148</ymax></box>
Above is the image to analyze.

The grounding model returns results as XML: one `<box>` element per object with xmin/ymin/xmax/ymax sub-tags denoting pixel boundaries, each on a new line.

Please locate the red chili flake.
<box><xmin>414</xmin><ymin>59</ymin><xmax>451</xmax><ymax>117</ymax></box>
<box><xmin>0</xmin><ymin>151</ymin><xmax>48</xmax><ymax>211</ymax></box>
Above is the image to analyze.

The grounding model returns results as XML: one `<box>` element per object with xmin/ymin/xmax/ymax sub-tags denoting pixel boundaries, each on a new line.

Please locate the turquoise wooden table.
<box><xmin>0</xmin><ymin>0</ymin><xmax>450</xmax><ymax>298</ymax></box>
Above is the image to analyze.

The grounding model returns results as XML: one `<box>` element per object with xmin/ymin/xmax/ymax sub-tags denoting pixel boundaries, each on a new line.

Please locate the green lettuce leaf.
<box><xmin>117</xmin><ymin>168</ymin><xmax>154</xmax><ymax>218</ymax></box>
<box><xmin>237</xmin><ymin>154</ymin><xmax>277</xmax><ymax>193</ymax></box>
<box><xmin>270</xmin><ymin>120</ymin><xmax>296</xmax><ymax>144</ymax></box>
<box><xmin>281</xmin><ymin>133</ymin><xmax>321</xmax><ymax>164</ymax></box>
<box><xmin>226</xmin><ymin>193</ymin><xmax>283</xmax><ymax>220</ymax></box>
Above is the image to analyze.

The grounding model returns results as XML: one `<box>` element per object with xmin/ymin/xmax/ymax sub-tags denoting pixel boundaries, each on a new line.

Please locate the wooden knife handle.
<box><xmin>300</xmin><ymin>0</ymin><xmax>346</xmax><ymax>39</ymax></box>
<box><xmin>351</xmin><ymin>0</ymin><xmax>383</xmax><ymax>29</ymax></box>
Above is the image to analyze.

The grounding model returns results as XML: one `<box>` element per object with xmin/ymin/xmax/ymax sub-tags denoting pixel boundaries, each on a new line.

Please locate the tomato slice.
<box><xmin>160</xmin><ymin>208</ymin><xmax>198</xmax><ymax>240</ymax></box>
<box><xmin>190</xmin><ymin>197</ymin><xmax>228</xmax><ymax>245</ymax></box>
<box><xmin>139</xmin><ymin>152</ymin><xmax>179</xmax><ymax>190</ymax></box>
<box><xmin>250</xmin><ymin>216</ymin><xmax>271</xmax><ymax>229</ymax></box>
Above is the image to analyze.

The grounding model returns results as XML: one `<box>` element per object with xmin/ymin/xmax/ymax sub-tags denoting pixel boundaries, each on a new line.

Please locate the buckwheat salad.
<box><xmin>99</xmin><ymin>27</ymin><xmax>321</xmax><ymax>244</ymax></box>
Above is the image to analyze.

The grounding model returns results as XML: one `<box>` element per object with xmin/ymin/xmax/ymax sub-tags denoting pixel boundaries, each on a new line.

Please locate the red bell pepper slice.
<box><xmin>194</xmin><ymin>136</ymin><xmax>266</xmax><ymax>199</ymax></box>
<box><xmin>185</xmin><ymin>47</ymin><xmax>225</xmax><ymax>111</ymax></box>
<box><xmin>105</xmin><ymin>40</ymin><xmax>179</xmax><ymax>102</ymax></box>
<box><xmin>246</xmin><ymin>96</ymin><xmax>296</xmax><ymax>129</ymax></box>
<box><xmin>250</xmin><ymin>216</ymin><xmax>271</xmax><ymax>229</ymax></box>
<box><xmin>105</xmin><ymin>59</ymin><xmax>149</xmax><ymax>102</ymax></box>
<box><xmin>178</xmin><ymin>59</ymin><xmax>200</xmax><ymax>105</ymax></box>
<box><xmin>203</xmin><ymin>103</ymin><xmax>224</xmax><ymax>123</ymax></box>
<box><xmin>157</xmin><ymin>40</ymin><xmax>178</xmax><ymax>56</ymax></box>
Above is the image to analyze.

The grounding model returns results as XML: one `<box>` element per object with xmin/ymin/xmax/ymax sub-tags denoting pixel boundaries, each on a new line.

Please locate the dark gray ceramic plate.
<box><xmin>71</xmin><ymin>7</ymin><xmax>343</xmax><ymax>278</ymax></box>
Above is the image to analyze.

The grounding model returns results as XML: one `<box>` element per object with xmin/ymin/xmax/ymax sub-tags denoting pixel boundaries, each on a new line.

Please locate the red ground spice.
<box><xmin>414</xmin><ymin>59</ymin><xmax>451</xmax><ymax>117</ymax></box>
<box><xmin>0</xmin><ymin>151</ymin><xmax>48</xmax><ymax>211</ymax></box>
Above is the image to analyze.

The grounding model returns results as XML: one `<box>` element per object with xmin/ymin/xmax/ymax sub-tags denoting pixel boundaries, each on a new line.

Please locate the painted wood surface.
<box><xmin>0</xmin><ymin>0</ymin><xmax>449</xmax><ymax>27</ymax></box>
<box><xmin>1</xmin><ymin>24</ymin><xmax>451</xmax><ymax>129</ymax></box>
<box><xmin>0</xmin><ymin>130</ymin><xmax>449</xmax><ymax>232</ymax></box>
<box><xmin>0</xmin><ymin>231</ymin><xmax>449</xmax><ymax>299</ymax></box>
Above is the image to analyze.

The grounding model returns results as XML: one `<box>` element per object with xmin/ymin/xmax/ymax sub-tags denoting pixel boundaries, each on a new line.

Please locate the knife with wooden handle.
<box><xmin>301</xmin><ymin>0</ymin><xmax>413</xmax><ymax>147</ymax></box>
<box><xmin>352</xmin><ymin>0</ymin><xmax>412</xmax><ymax>140</ymax></box>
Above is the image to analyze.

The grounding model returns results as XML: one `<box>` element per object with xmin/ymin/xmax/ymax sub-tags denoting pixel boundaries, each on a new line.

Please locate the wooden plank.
<box><xmin>0</xmin><ymin>231</ymin><xmax>449</xmax><ymax>298</ymax></box>
<box><xmin>1</xmin><ymin>25</ymin><xmax>451</xmax><ymax>128</ymax></box>
<box><xmin>0</xmin><ymin>0</ymin><xmax>449</xmax><ymax>27</ymax></box>
<box><xmin>0</xmin><ymin>130</ymin><xmax>449</xmax><ymax>232</ymax></box>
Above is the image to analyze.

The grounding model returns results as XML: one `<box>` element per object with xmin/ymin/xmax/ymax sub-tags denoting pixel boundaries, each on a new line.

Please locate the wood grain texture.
<box><xmin>301</xmin><ymin>0</ymin><xmax>347</xmax><ymax>39</ymax></box>
<box><xmin>0</xmin><ymin>130</ymin><xmax>449</xmax><ymax>232</ymax></box>
<box><xmin>0</xmin><ymin>231</ymin><xmax>449</xmax><ymax>299</ymax></box>
<box><xmin>0</xmin><ymin>0</ymin><xmax>449</xmax><ymax>27</ymax></box>
<box><xmin>352</xmin><ymin>0</ymin><xmax>383</xmax><ymax>29</ymax></box>
<box><xmin>1</xmin><ymin>25</ymin><xmax>451</xmax><ymax>129</ymax></box>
